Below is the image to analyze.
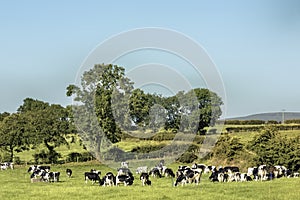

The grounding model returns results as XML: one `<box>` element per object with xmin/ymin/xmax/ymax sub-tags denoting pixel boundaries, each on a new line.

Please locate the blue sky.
<box><xmin>0</xmin><ymin>0</ymin><xmax>300</xmax><ymax>118</ymax></box>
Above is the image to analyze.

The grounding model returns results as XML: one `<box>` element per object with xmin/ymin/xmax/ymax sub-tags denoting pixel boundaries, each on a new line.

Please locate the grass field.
<box><xmin>0</xmin><ymin>162</ymin><xmax>299</xmax><ymax>200</ymax></box>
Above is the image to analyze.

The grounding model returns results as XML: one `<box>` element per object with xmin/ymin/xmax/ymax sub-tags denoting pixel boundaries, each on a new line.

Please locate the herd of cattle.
<box><xmin>1</xmin><ymin>161</ymin><xmax>299</xmax><ymax>186</ymax></box>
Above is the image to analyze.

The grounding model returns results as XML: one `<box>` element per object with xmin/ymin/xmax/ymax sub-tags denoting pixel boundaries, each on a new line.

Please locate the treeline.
<box><xmin>225</xmin><ymin>119</ymin><xmax>300</xmax><ymax>125</ymax></box>
<box><xmin>0</xmin><ymin>64</ymin><xmax>223</xmax><ymax>163</ymax></box>
<box><xmin>225</xmin><ymin>124</ymin><xmax>300</xmax><ymax>133</ymax></box>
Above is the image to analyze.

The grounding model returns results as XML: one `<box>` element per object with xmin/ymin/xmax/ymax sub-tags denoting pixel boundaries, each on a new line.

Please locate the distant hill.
<box><xmin>226</xmin><ymin>112</ymin><xmax>300</xmax><ymax>122</ymax></box>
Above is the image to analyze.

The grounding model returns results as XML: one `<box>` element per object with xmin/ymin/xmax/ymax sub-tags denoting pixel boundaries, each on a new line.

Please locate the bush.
<box><xmin>33</xmin><ymin>150</ymin><xmax>61</xmax><ymax>164</ymax></box>
<box><xmin>176</xmin><ymin>152</ymin><xmax>198</xmax><ymax>163</ymax></box>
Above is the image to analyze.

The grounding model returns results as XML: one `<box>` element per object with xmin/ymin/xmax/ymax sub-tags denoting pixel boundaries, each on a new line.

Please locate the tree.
<box><xmin>0</xmin><ymin>113</ymin><xmax>29</xmax><ymax>162</ymax></box>
<box><xmin>248</xmin><ymin>125</ymin><xmax>300</xmax><ymax>169</ymax></box>
<box><xmin>18</xmin><ymin>98</ymin><xmax>71</xmax><ymax>163</ymax></box>
<box><xmin>0</xmin><ymin>112</ymin><xmax>10</xmax><ymax>122</ymax></box>
<box><xmin>67</xmin><ymin>64</ymin><xmax>134</xmax><ymax>160</ymax></box>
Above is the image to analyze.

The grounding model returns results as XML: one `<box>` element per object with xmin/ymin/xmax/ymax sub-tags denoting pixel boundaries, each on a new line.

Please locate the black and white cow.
<box><xmin>0</xmin><ymin>162</ymin><xmax>14</xmax><ymax>170</ymax></box>
<box><xmin>174</xmin><ymin>173</ymin><xmax>187</xmax><ymax>186</ymax></box>
<box><xmin>100</xmin><ymin>172</ymin><xmax>115</xmax><ymax>186</ymax></box>
<box><xmin>140</xmin><ymin>172</ymin><xmax>151</xmax><ymax>186</ymax></box>
<box><xmin>164</xmin><ymin>168</ymin><xmax>175</xmax><ymax>178</ymax></box>
<box><xmin>49</xmin><ymin>172</ymin><xmax>60</xmax><ymax>182</ymax></box>
<box><xmin>116</xmin><ymin>174</ymin><xmax>134</xmax><ymax>186</ymax></box>
<box><xmin>247</xmin><ymin>167</ymin><xmax>259</xmax><ymax>181</ymax></box>
<box><xmin>149</xmin><ymin>167</ymin><xmax>162</xmax><ymax>178</ymax></box>
<box><xmin>175</xmin><ymin>167</ymin><xmax>202</xmax><ymax>186</ymax></box>
<box><xmin>241</xmin><ymin>173</ymin><xmax>253</xmax><ymax>182</ymax></box>
<box><xmin>66</xmin><ymin>168</ymin><xmax>72</xmax><ymax>178</ymax></box>
<box><xmin>84</xmin><ymin>172</ymin><xmax>101</xmax><ymax>184</ymax></box>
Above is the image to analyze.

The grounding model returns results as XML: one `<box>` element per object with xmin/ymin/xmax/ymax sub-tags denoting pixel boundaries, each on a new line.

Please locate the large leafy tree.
<box><xmin>18</xmin><ymin>98</ymin><xmax>71</xmax><ymax>163</ymax></box>
<box><xmin>0</xmin><ymin>113</ymin><xmax>29</xmax><ymax>161</ymax></box>
<box><xmin>66</xmin><ymin>64</ymin><xmax>134</xmax><ymax>161</ymax></box>
<box><xmin>248</xmin><ymin>125</ymin><xmax>300</xmax><ymax>170</ymax></box>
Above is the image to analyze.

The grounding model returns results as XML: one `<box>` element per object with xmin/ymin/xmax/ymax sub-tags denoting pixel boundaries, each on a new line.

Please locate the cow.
<box><xmin>174</xmin><ymin>173</ymin><xmax>187</xmax><ymax>186</ymax></box>
<box><xmin>258</xmin><ymin>165</ymin><xmax>268</xmax><ymax>181</ymax></box>
<box><xmin>185</xmin><ymin>169</ymin><xmax>202</xmax><ymax>185</ymax></box>
<box><xmin>100</xmin><ymin>172</ymin><xmax>115</xmax><ymax>186</ymax></box>
<box><xmin>116</xmin><ymin>174</ymin><xmax>134</xmax><ymax>186</ymax></box>
<box><xmin>49</xmin><ymin>172</ymin><xmax>60</xmax><ymax>182</ymax></box>
<box><xmin>247</xmin><ymin>167</ymin><xmax>258</xmax><ymax>181</ymax></box>
<box><xmin>140</xmin><ymin>172</ymin><xmax>151</xmax><ymax>186</ymax></box>
<box><xmin>209</xmin><ymin>170</ymin><xmax>228</xmax><ymax>182</ymax></box>
<box><xmin>30</xmin><ymin>169</ymin><xmax>45</xmax><ymax>179</ymax></box>
<box><xmin>136</xmin><ymin>166</ymin><xmax>148</xmax><ymax>174</ymax></box>
<box><xmin>84</xmin><ymin>172</ymin><xmax>101</xmax><ymax>184</ymax></box>
<box><xmin>149</xmin><ymin>167</ymin><xmax>162</xmax><ymax>178</ymax></box>
<box><xmin>164</xmin><ymin>168</ymin><xmax>175</xmax><ymax>178</ymax></box>
<box><xmin>0</xmin><ymin>162</ymin><xmax>13</xmax><ymax>170</ymax></box>
<box><xmin>241</xmin><ymin>173</ymin><xmax>252</xmax><ymax>182</ymax></box>
<box><xmin>66</xmin><ymin>169</ymin><xmax>72</xmax><ymax>178</ymax></box>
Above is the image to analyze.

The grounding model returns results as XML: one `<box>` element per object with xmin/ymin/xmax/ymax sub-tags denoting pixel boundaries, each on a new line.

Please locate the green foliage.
<box><xmin>33</xmin><ymin>150</ymin><xmax>61</xmax><ymax>164</ymax></box>
<box><xmin>177</xmin><ymin>152</ymin><xmax>198</xmax><ymax>163</ymax></box>
<box><xmin>0</xmin><ymin>113</ymin><xmax>29</xmax><ymax>161</ymax></box>
<box><xmin>212</xmin><ymin>134</ymin><xmax>244</xmax><ymax>161</ymax></box>
<box><xmin>0</xmin><ymin>112</ymin><xmax>10</xmax><ymax>122</ymax></box>
<box><xmin>248</xmin><ymin>125</ymin><xmax>300</xmax><ymax>170</ymax></box>
<box><xmin>131</xmin><ymin>144</ymin><xmax>166</xmax><ymax>153</ymax></box>
<box><xmin>66</xmin><ymin>152</ymin><xmax>95</xmax><ymax>162</ymax></box>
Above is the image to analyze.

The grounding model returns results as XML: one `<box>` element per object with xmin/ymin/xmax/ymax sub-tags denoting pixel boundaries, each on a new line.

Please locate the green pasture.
<box><xmin>0</xmin><ymin>163</ymin><xmax>299</xmax><ymax>200</ymax></box>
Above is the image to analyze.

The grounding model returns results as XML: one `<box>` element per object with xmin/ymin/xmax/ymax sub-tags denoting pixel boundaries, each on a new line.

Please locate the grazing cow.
<box><xmin>258</xmin><ymin>165</ymin><xmax>268</xmax><ymax>181</ymax></box>
<box><xmin>241</xmin><ymin>173</ymin><xmax>252</xmax><ymax>182</ymax></box>
<box><xmin>121</xmin><ymin>161</ymin><xmax>129</xmax><ymax>168</ymax></box>
<box><xmin>164</xmin><ymin>168</ymin><xmax>175</xmax><ymax>178</ymax></box>
<box><xmin>185</xmin><ymin>169</ymin><xmax>202</xmax><ymax>185</ymax></box>
<box><xmin>209</xmin><ymin>170</ymin><xmax>228</xmax><ymax>182</ymax></box>
<box><xmin>100</xmin><ymin>172</ymin><xmax>115</xmax><ymax>186</ymax></box>
<box><xmin>49</xmin><ymin>172</ymin><xmax>60</xmax><ymax>182</ymax></box>
<box><xmin>84</xmin><ymin>172</ymin><xmax>100</xmax><ymax>184</ymax></box>
<box><xmin>174</xmin><ymin>174</ymin><xmax>187</xmax><ymax>186</ymax></box>
<box><xmin>247</xmin><ymin>167</ymin><xmax>258</xmax><ymax>181</ymax></box>
<box><xmin>149</xmin><ymin>167</ymin><xmax>162</xmax><ymax>178</ymax></box>
<box><xmin>66</xmin><ymin>169</ymin><xmax>72</xmax><ymax>178</ymax></box>
<box><xmin>136</xmin><ymin>166</ymin><xmax>148</xmax><ymax>174</ymax></box>
<box><xmin>140</xmin><ymin>172</ymin><xmax>151</xmax><ymax>186</ymax></box>
<box><xmin>116</xmin><ymin>174</ymin><xmax>134</xmax><ymax>186</ymax></box>
<box><xmin>0</xmin><ymin>162</ymin><xmax>13</xmax><ymax>170</ymax></box>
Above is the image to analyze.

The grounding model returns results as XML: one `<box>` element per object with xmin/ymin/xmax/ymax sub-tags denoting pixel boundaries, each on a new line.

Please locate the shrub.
<box><xmin>176</xmin><ymin>152</ymin><xmax>198</xmax><ymax>163</ymax></box>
